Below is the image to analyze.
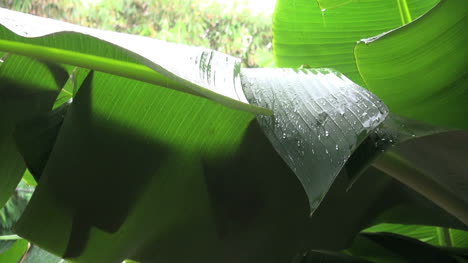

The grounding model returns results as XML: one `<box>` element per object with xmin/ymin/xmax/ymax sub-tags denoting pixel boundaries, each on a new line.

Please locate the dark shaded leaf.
<box><xmin>14</xmin><ymin>101</ymin><xmax>71</xmax><ymax>181</ymax></box>
<box><xmin>0</xmin><ymin>55</ymin><xmax>66</xmax><ymax>208</ymax></box>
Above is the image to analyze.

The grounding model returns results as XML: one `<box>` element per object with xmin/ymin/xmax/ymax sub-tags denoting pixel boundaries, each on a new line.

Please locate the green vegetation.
<box><xmin>0</xmin><ymin>0</ymin><xmax>273</xmax><ymax>67</ymax></box>
<box><xmin>0</xmin><ymin>0</ymin><xmax>467</xmax><ymax>262</ymax></box>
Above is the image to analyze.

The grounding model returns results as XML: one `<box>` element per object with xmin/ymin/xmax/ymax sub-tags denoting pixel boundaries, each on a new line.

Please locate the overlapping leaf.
<box><xmin>355</xmin><ymin>0</ymin><xmax>468</xmax><ymax>130</ymax></box>
<box><xmin>272</xmin><ymin>0</ymin><xmax>438</xmax><ymax>84</ymax></box>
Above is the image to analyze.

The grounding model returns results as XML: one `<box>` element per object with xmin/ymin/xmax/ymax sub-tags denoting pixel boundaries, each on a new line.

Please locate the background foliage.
<box><xmin>0</xmin><ymin>0</ymin><xmax>274</xmax><ymax>67</ymax></box>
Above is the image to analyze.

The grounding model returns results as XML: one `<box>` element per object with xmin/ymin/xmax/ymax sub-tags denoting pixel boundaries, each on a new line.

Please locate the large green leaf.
<box><xmin>13</xmin><ymin>71</ymin><xmax>313</xmax><ymax>263</ymax></box>
<box><xmin>272</xmin><ymin>0</ymin><xmax>438</xmax><ymax>84</ymax></box>
<box><xmin>13</xmin><ymin>73</ymin><xmax>466</xmax><ymax>262</ymax></box>
<box><xmin>355</xmin><ymin>0</ymin><xmax>468</xmax><ymax>130</ymax></box>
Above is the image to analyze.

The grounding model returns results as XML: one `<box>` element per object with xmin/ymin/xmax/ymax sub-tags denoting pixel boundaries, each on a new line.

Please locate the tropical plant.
<box><xmin>0</xmin><ymin>0</ymin><xmax>467</xmax><ymax>262</ymax></box>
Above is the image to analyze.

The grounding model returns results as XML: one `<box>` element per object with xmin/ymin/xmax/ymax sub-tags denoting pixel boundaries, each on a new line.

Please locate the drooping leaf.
<box><xmin>355</xmin><ymin>0</ymin><xmax>468</xmax><ymax>130</ymax></box>
<box><xmin>272</xmin><ymin>0</ymin><xmax>438</xmax><ymax>84</ymax></box>
<box><xmin>241</xmin><ymin>67</ymin><xmax>388</xmax><ymax>211</ymax></box>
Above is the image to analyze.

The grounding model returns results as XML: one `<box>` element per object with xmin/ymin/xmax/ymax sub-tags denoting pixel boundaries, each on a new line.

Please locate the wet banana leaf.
<box><xmin>241</xmin><ymin>68</ymin><xmax>388</xmax><ymax>211</ymax></box>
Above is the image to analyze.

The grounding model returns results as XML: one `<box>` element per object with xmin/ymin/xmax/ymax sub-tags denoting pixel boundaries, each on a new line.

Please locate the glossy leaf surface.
<box><xmin>242</xmin><ymin>68</ymin><xmax>388</xmax><ymax>210</ymax></box>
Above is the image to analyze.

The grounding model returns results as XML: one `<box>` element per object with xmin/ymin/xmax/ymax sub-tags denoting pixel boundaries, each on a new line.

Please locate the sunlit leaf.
<box><xmin>272</xmin><ymin>0</ymin><xmax>438</xmax><ymax>84</ymax></box>
<box><xmin>355</xmin><ymin>0</ymin><xmax>468</xmax><ymax>130</ymax></box>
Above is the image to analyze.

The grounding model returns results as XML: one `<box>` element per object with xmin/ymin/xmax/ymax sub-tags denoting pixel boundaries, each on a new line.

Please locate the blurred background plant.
<box><xmin>0</xmin><ymin>0</ymin><xmax>275</xmax><ymax>67</ymax></box>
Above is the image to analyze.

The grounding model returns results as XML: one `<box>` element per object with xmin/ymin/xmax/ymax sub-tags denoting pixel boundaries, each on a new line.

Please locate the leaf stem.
<box><xmin>373</xmin><ymin>152</ymin><xmax>468</xmax><ymax>225</ymax></box>
<box><xmin>0</xmin><ymin>234</ymin><xmax>23</xmax><ymax>240</ymax></box>
<box><xmin>0</xmin><ymin>39</ymin><xmax>195</xmax><ymax>95</ymax></box>
<box><xmin>0</xmin><ymin>39</ymin><xmax>272</xmax><ymax>115</ymax></box>
<box><xmin>437</xmin><ymin>227</ymin><xmax>452</xmax><ymax>247</ymax></box>
<box><xmin>396</xmin><ymin>0</ymin><xmax>413</xmax><ymax>25</ymax></box>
